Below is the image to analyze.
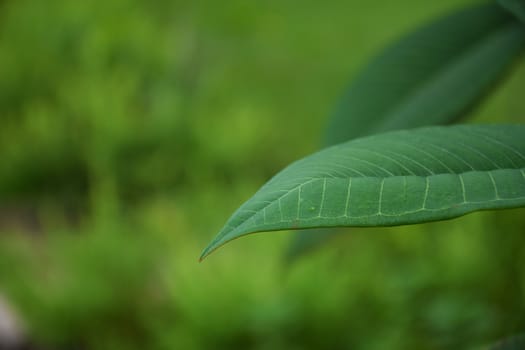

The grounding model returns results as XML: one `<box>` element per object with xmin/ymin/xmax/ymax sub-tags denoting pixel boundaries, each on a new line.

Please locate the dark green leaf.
<box><xmin>201</xmin><ymin>125</ymin><xmax>525</xmax><ymax>260</ymax></box>
<box><xmin>325</xmin><ymin>3</ymin><xmax>525</xmax><ymax>145</ymax></box>
<box><xmin>289</xmin><ymin>2</ymin><xmax>525</xmax><ymax>261</ymax></box>
<box><xmin>499</xmin><ymin>0</ymin><xmax>525</xmax><ymax>23</ymax></box>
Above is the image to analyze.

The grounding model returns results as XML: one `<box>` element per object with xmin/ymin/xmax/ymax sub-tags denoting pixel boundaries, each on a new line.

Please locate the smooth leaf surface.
<box><xmin>288</xmin><ymin>2</ymin><xmax>525</xmax><ymax>261</ymax></box>
<box><xmin>499</xmin><ymin>0</ymin><xmax>525</xmax><ymax>23</ymax></box>
<box><xmin>325</xmin><ymin>3</ymin><xmax>525</xmax><ymax>146</ymax></box>
<box><xmin>201</xmin><ymin>125</ymin><xmax>525</xmax><ymax>260</ymax></box>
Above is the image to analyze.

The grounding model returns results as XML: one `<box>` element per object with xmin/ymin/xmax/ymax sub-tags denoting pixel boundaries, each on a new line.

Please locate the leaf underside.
<box><xmin>201</xmin><ymin>125</ymin><xmax>525</xmax><ymax>260</ymax></box>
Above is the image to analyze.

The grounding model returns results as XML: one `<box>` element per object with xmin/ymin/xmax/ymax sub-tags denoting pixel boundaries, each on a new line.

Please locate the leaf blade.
<box><xmin>325</xmin><ymin>3</ymin><xmax>525</xmax><ymax>145</ymax></box>
<box><xmin>499</xmin><ymin>0</ymin><xmax>525</xmax><ymax>23</ymax></box>
<box><xmin>288</xmin><ymin>2</ymin><xmax>525</xmax><ymax>260</ymax></box>
<box><xmin>201</xmin><ymin>125</ymin><xmax>525</xmax><ymax>260</ymax></box>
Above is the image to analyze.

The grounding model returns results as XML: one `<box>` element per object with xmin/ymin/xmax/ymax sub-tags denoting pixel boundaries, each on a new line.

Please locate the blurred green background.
<box><xmin>0</xmin><ymin>0</ymin><xmax>524</xmax><ymax>349</ymax></box>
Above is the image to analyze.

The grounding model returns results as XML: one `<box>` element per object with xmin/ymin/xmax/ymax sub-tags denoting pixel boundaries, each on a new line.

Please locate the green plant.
<box><xmin>0</xmin><ymin>0</ymin><xmax>523</xmax><ymax>349</ymax></box>
<box><xmin>201</xmin><ymin>1</ymin><xmax>525</xmax><ymax>261</ymax></box>
<box><xmin>202</xmin><ymin>124</ymin><xmax>525</xmax><ymax>259</ymax></box>
<box><xmin>201</xmin><ymin>3</ymin><xmax>525</xmax><ymax>347</ymax></box>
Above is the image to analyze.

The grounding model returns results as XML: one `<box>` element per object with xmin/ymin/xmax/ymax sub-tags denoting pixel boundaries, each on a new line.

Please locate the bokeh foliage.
<box><xmin>0</xmin><ymin>0</ymin><xmax>524</xmax><ymax>349</ymax></box>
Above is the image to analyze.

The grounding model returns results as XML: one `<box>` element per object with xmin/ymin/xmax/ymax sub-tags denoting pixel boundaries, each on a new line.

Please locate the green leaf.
<box><xmin>288</xmin><ymin>2</ymin><xmax>525</xmax><ymax>261</ymax></box>
<box><xmin>499</xmin><ymin>0</ymin><xmax>525</xmax><ymax>23</ymax></box>
<box><xmin>325</xmin><ymin>3</ymin><xmax>525</xmax><ymax>146</ymax></box>
<box><xmin>201</xmin><ymin>124</ymin><xmax>525</xmax><ymax>260</ymax></box>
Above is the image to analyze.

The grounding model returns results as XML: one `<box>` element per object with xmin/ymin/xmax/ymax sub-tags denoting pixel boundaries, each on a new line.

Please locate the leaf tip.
<box><xmin>199</xmin><ymin>228</ymin><xmax>245</xmax><ymax>261</ymax></box>
<box><xmin>198</xmin><ymin>245</ymin><xmax>213</xmax><ymax>262</ymax></box>
<box><xmin>199</xmin><ymin>237</ymin><xmax>224</xmax><ymax>262</ymax></box>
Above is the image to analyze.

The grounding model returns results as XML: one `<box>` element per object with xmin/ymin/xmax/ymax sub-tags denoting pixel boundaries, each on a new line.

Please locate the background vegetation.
<box><xmin>0</xmin><ymin>0</ymin><xmax>524</xmax><ymax>349</ymax></box>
